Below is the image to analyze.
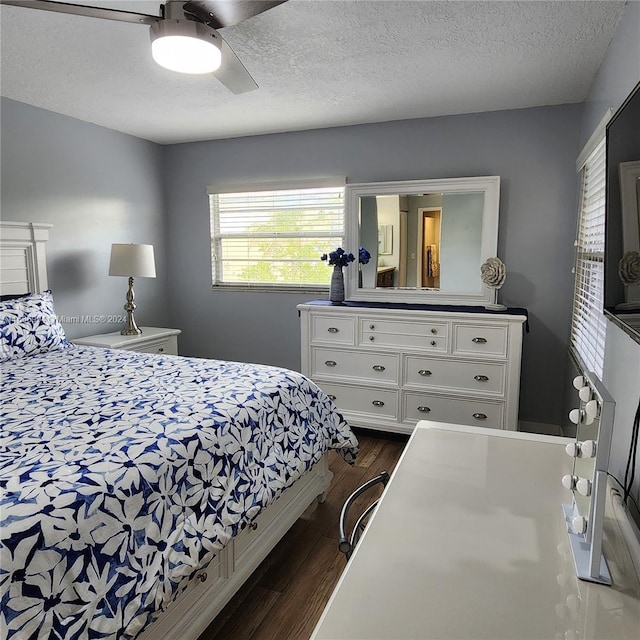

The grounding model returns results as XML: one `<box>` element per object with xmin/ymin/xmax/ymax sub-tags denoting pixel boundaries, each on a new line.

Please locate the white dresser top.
<box><xmin>312</xmin><ymin>423</ymin><xmax>640</xmax><ymax>640</ymax></box>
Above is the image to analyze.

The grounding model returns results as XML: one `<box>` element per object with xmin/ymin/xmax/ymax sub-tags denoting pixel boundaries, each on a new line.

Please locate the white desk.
<box><xmin>312</xmin><ymin>422</ymin><xmax>640</xmax><ymax>640</ymax></box>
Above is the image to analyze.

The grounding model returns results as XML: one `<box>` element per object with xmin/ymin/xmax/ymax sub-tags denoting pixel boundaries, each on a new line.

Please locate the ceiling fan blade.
<box><xmin>0</xmin><ymin>0</ymin><xmax>161</xmax><ymax>25</ymax></box>
<box><xmin>215</xmin><ymin>35</ymin><xmax>258</xmax><ymax>94</ymax></box>
<box><xmin>184</xmin><ymin>0</ymin><xmax>286</xmax><ymax>29</ymax></box>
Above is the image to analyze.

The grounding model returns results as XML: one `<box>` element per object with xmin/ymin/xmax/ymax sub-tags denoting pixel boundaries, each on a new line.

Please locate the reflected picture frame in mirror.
<box><xmin>345</xmin><ymin>176</ymin><xmax>500</xmax><ymax>306</ymax></box>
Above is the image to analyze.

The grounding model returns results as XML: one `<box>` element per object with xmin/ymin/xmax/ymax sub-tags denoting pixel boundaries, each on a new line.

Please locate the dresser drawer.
<box><xmin>360</xmin><ymin>318</ymin><xmax>448</xmax><ymax>352</ymax></box>
<box><xmin>452</xmin><ymin>324</ymin><xmax>508</xmax><ymax>358</ymax></box>
<box><xmin>312</xmin><ymin>348</ymin><xmax>399</xmax><ymax>384</ymax></box>
<box><xmin>319</xmin><ymin>382</ymin><xmax>399</xmax><ymax>420</ymax></box>
<box><xmin>125</xmin><ymin>335</ymin><xmax>178</xmax><ymax>355</ymax></box>
<box><xmin>404</xmin><ymin>356</ymin><xmax>506</xmax><ymax>396</ymax></box>
<box><xmin>311</xmin><ymin>315</ymin><xmax>355</xmax><ymax>345</ymax></box>
<box><xmin>402</xmin><ymin>391</ymin><xmax>504</xmax><ymax>428</ymax></box>
<box><xmin>138</xmin><ymin>552</ymin><xmax>224</xmax><ymax>639</ymax></box>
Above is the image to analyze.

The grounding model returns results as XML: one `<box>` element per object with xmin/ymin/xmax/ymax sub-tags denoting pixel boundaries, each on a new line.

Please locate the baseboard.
<box><xmin>518</xmin><ymin>420</ymin><xmax>563</xmax><ymax>436</ymax></box>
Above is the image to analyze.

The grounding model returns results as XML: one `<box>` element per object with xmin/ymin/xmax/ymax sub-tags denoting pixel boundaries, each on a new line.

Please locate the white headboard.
<box><xmin>0</xmin><ymin>221</ymin><xmax>52</xmax><ymax>295</ymax></box>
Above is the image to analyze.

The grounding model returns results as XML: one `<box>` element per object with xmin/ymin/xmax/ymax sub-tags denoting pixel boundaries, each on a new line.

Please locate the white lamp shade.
<box><xmin>150</xmin><ymin>20</ymin><xmax>222</xmax><ymax>75</ymax></box>
<box><xmin>109</xmin><ymin>244</ymin><xmax>156</xmax><ymax>278</ymax></box>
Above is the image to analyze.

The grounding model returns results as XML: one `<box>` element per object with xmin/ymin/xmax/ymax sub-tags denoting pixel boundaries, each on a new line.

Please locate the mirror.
<box><xmin>562</xmin><ymin>371</ymin><xmax>615</xmax><ymax>584</ymax></box>
<box><xmin>345</xmin><ymin>176</ymin><xmax>500</xmax><ymax>306</ymax></box>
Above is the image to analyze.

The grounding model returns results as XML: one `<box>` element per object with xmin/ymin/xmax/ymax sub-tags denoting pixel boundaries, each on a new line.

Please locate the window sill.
<box><xmin>211</xmin><ymin>285</ymin><xmax>329</xmax><ymax>294</ymax></box>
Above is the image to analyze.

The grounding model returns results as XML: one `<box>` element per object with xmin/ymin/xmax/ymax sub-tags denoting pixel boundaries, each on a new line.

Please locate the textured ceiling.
<box><xmin>0</xmin><ymin>0</ymin><xmax>627</xmax><ymax>144</ymax></box>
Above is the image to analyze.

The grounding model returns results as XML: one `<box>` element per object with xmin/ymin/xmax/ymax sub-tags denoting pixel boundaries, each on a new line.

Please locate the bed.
<box><xmin>0</xmin><ymin>222</ymin><xmax>359</xmax><ymax>640</ymax></box>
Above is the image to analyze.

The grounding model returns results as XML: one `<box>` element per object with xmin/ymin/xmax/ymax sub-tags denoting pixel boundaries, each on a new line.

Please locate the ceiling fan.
<box><xmin>0</xmin><ymin>0</ymin><xmax>287</xmax><ymax>93</ymax></box>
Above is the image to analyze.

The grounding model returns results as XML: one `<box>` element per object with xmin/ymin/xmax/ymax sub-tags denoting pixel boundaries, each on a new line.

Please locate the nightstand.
<box><xmin>73</xmin><ymin>327</ymin><xmax>181</xmax><ymax>355</ymax></box>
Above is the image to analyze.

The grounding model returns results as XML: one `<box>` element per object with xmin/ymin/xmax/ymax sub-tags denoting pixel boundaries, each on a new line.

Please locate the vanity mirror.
<box><xmin>345</xmin><ymin>176</ymin><xmax>501</xmax><ymax>306</ymax></box>
<box><xmin>562</xmin><ymin>371</ymin><xmax>615</xmax><ymax>585</ymax></box>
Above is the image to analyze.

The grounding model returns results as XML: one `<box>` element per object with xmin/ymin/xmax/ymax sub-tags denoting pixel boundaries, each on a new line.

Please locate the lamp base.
<box><xmin>121</xmin><ymin>276</ymin><xmax>143</xmax><ymax>335</ymax></box>
<box><xmin>120</xmin><ymin>311</ymin><xmax>142</xmax><ymax>335</ymax></box>
<box><xmin>121</xmin><ymin>324</ymin><xmax>142</xmax><ymax>336</ymax></box>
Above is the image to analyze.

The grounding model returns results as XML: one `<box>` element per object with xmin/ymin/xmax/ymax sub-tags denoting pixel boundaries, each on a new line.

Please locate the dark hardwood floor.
<box><xmin>198</xmin><ymin>429</ymin><xmax>408</xmax><ymax>640</ymax></box>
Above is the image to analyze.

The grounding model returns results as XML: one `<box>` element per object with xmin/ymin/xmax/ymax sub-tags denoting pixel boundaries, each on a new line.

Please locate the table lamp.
<box><xmin>109</xmin><ymin>243</ymin><xmax>156</xmax><ymax>335</ymax></box>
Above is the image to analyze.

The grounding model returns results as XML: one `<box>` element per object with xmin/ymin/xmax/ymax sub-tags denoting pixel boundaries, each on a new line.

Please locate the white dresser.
<box><xmin>298</xmin><ymin>301</ymin><xmax>527</xmax><ymax>432</ymax></box>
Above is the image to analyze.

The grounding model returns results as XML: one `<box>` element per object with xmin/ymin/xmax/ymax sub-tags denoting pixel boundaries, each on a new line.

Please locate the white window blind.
<box><xmin>209</xmin><ymin>183</ymin><xmax>345</xmax><ymax>289</ymax></box>
<box><xmin>569</xmin><ymin>135</ymin><xmax>608</xmax><ymax>378</ymax></box>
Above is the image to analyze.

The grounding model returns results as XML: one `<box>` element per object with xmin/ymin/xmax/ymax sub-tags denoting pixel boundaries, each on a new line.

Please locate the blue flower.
<box><xmin>358</xmin><ymin>246</ymin><xmax>371</xmax><ymax>265</ymax></box>
<box><xmin>321</xmin><ymin>247</ymin><xmax>356</xmax><ymax>268</ymax></box>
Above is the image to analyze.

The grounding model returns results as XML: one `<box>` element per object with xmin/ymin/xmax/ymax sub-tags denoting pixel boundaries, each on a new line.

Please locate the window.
<box><xmin>208</xmin><ymin>181</ymin><xmax>345</xmax><ymax>290</ymax></box>
<box><xmin>569</xmin><ymin>112</ymin><xmax>612</xmax><ymax>378</ymax></box>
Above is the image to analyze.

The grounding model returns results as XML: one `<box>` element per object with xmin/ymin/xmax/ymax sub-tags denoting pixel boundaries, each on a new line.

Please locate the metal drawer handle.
<box><xmin>473</xmin><ymin>413</ymin><xmax>488</xmax><ymax>420</ymax></box>
<box><xmin>418</xmin><ymin>369</ymin><xmax>432</xmax><ymax>377</ymax></box>
<box><xmin>328</xmin><ymin>394</ymin><xmax>337</xmax><ymax>401</ymax></box>
<box><xmin>249</xmin><ymin>521</ymin><xmax>258</xmax><ymax>530</ymax></box>
<box><xmin>372</xmin><ymin>400</ymin><xmax>385</xmax><ymax>407</ymax></box>
<box><xmin>472</xmin><ymin>337</ymin><xmax>487</xmax><ymax>344</ymax></box>
<box><xmin>372</xmin><ymin>365</ymin><xmax>386</xmax><ymax>372</ymax></box>
<box><xmin>431</xmin><ymin>328</ymin><xmax>437</xmax><ymax>334</ymax></box>
<box><xmin>417</xmin><ymin>406</ymin><xmax>431</xmax><ymax>413</ymax></box>
<box><xmin>197</xmin><ymin>572</ymin><xmax>208</xmax><ymax>583</ymax></box>
<box><xmin>474</xmin><ymin>375</ymin><xmax>489</xmax><ymax>382</ymax></box>
<box><xmin>430</xmin><ymin>340</ymin><xmax>437</xmax><ymax>346</ymax></box>
<box><xmin>325</xmin><ymin>360</ymin><xmax>337</xmax><ymax>367</ymax></box>
<box><xmin>369</xmin><ymin>324</ymin><xmax>375</xmax><ymax>329</ymax></box>
<box><xmin>327</xmin><ymin>327</ymin><xmax>340</xmax><ymax>333</ymax></box>
<box><xmin>369</xmin><ymin>336</ymin><xmax>375</xmax><ymax>341</ymax></box>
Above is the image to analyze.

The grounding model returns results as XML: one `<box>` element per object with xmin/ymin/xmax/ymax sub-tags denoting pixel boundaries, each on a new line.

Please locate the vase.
<box><xmin>329</xmin><ymin>265</ymin><xmax>345</xmax><ymax>304</ymax></box>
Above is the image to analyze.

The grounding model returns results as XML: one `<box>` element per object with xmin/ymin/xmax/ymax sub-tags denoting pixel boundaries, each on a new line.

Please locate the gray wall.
<box><xmin>578</xmin><ymin>0</ymin><xmax>640</xmax><ymax>520</ymax></box>
<box><xmin>164</xmin><ymin>104</ymin><xmax>582</xmax><ymax>428</ymax></box>
<box><xmin>0</xmin><ymin>98</ymin><xmax>169</xmax><ymax>338</ymax></box>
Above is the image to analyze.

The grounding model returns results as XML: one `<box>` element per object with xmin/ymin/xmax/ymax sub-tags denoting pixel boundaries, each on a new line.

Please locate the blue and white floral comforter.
<box><xmin>0</xmin><ymin>345</ymin><xmax>358</xmax><ymax>640</ymax></box>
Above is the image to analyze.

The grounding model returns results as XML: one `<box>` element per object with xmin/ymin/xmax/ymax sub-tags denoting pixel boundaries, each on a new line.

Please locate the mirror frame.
<box><xmin>345</xmin><ymin>176</ymin><xmax>501</xmax><ymax>305</ymax></box>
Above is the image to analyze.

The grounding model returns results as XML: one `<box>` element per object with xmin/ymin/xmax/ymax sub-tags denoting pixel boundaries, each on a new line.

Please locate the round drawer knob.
<box><xmin>472</xmin><ymin>412</ymin><xmax>487</xmax><ymax>420</ymax></box>
<box><xmin>417</xmin><ymin>406</ymin><xmax>431</xmax><ymax>413</ymax></box>
<box><xmin>430</xmin><ymin>340</ymin><xmax>436</xmax><ymax>346</ymax></box>
<box><xmin>158</xmin><ymin>347</ymin><xmax>164</xmax><ymax>353</ymax></box>
<box><xmin>369</xmin><ymin>324</ymin><xmax>375</xmax><ymax>330</ymax></box>
<box><xmin>249</xmin><ymin>521</ymin><xmax>258</xmax><ymax>531</ymax></box>
<box><xmin>328</xmin><ymin>394</ymin><xmax>337</xmax><ymax>401</ymax></box>
<box><xmin>372</xmin><ymin>400</ymin><xmax>385</xmax><ymax>407</ymax></box>
<box><xmin>431</xmin><ymin>328</ymin><xmax>437</xmax><ymax>334</ymax></box>
<box><xmin>369</xmin><ymin>336</ymin><xmax>375</xmax><ymax>341</ymax></box>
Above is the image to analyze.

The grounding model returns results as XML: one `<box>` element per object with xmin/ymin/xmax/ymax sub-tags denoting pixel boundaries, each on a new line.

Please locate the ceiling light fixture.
<box><xmin>150</xmin><ymin>20</ymin><xmax>222</xmax><ymax>75</ymax></box>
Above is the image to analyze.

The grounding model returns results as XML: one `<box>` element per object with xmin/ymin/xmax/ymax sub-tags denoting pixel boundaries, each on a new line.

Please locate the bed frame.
<box><xmin>0</xmin><ymin>221</ymin><xmax>335</xmax><ymax>640</ymax></box>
